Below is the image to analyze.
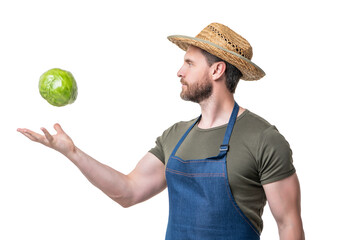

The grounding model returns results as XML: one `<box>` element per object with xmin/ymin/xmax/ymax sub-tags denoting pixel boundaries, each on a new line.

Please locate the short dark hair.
<box><xmin>200</xmin><ymin>49</ymin><xmax>242</xmax><ymax>93</ymax></box>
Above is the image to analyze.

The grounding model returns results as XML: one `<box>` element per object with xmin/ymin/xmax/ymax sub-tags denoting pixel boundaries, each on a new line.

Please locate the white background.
<box><xmin>1</xmin><ymin>0</ymin><xmax>350</xmax><ymax>239</ymax></box>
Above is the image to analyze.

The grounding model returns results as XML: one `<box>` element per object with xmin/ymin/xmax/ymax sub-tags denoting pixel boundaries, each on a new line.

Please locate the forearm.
<box><xmin>65</xmin><ymin>146</ymin><xmax>133</xmax><ymax>207</ymax></box>
<box><xmin>278</xmin><ymin>219</ymin><xmax>305</xmax><ymax>240</ymax></box>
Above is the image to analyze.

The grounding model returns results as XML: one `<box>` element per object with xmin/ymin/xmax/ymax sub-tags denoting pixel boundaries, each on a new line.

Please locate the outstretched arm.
<box><xmin>17</xmin><ymin>124</ymin><xmax>167</xmax><ymax>208</ymax></box>
<box><xmin>263</xmin><ymin>173</ymin><xmax>305</xmax><ymax>240</ymax></box>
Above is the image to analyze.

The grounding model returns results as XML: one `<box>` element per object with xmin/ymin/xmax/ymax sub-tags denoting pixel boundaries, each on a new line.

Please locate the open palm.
<box><xmin>17</xmin><ymin>123</ymin><xmax>75</xmax><ymax>156</ymax></box>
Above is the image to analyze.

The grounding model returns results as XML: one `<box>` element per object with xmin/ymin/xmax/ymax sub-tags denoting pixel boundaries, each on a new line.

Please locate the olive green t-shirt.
<box><xmin>149</xmin><ymin>109</ymin><xmax>295</xmax><ymax>233</ymax></box>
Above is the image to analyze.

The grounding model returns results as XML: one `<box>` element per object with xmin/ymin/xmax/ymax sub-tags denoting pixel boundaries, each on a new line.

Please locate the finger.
<box><xmin>41</xmin><ymin>127</ymin><xmax>54</xmax><ymax>142</ymax></box>
<box><xmin>53</xmin><ymin>123</ymin><xmax>64</xmax><ymax>134</ymax></box>
<box><xmin>17</xmin><ymin>128</ymin><xmax>44</xmax><ymax>142</ymax></box>
<box><xmin>18</xmin><ymin>130</ymin><xmax>38</xmax><ymax>141</ymax></box>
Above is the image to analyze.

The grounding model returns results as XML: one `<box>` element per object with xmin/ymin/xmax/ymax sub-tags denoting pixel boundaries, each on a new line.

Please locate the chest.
<box><xmin>164</xmin><ymin>127</ymin><xmax>260</xmax><ymax>183</ymax></box>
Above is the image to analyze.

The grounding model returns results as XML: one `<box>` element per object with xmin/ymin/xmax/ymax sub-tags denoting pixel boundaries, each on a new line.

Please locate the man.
<box><xmin>18</xmin><ymin>23</ymin><xmax>304</xmax><ymax>239</ymax></box>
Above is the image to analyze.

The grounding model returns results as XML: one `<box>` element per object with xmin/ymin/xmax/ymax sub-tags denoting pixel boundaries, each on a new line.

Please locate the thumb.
<box><xmin>54</xmin><ymin>123</ymin><xmax>65</xmax><ymax>134</ymax></box>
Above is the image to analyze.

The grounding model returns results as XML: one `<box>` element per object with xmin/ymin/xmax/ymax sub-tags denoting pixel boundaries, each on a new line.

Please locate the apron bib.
<box><xmin>165</xmin><ymin>102</ymin><xmax>260</xmax><ymax>240</ymax></box>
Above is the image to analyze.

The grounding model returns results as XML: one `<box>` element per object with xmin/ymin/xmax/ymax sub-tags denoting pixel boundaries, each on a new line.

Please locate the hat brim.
<box><xmin>168</xmin><ymin>35</ymin><xmax>265</xmax><ymax>81</ymax></box>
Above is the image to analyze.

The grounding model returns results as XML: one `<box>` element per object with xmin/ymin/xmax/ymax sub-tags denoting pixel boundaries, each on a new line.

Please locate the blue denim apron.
<box><xmin>165</xmin><ymin>102</ymin><xmax>260</xmax><ymax>240</ymax></box>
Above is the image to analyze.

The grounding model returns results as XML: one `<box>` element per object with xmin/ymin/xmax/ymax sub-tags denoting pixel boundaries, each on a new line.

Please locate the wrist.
<box><xmin>63</xmin><ymin>145</ymin><xmax>79</xmax><ymax>160</ymax></box>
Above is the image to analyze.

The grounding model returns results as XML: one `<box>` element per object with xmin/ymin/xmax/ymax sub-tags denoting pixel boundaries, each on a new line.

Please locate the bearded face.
<box><xmin>178</xmin><ymin>46</ymin><xmax>214</xmax><ymax>103</ymax></box>
<box><xmin>180</xmin><ymin>77</ymin><xmax>213</xmax><ymax>103</ymax></box>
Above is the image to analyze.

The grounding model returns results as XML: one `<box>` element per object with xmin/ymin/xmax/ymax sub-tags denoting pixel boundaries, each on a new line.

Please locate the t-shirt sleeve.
<box><xmin>149</xmin><ymin>135</ymin><xmax>165</xmax><ymax>164</ymax></box>
<box><xmin>257</xmin><ymin>125</ymin><xmax>296</xmax><ymax>185</ymax></box>
<box><xmin>149</xmin><ymin>124</ymin><xmax>176</xmax><ymax>165</ymax></box>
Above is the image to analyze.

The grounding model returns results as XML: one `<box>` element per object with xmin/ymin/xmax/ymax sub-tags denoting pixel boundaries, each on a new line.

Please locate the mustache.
<box><xmin>180</xmin><ymin>79</ymin><xmax>188</xmax><ymax>85</ymax></box>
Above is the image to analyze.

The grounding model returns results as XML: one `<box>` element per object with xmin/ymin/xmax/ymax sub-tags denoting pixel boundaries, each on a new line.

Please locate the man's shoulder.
<box><xmin>238</xmin><ymin>109</ymin><xmax>274</xmax><ymax>132</ymax></box>
<box><xmin>162</xmin><ymin>117</ymin><xmax>198</xmax><ymax>138</ymax></box>
<box><xmin>238</xmin><ymin>109</ymin><xmax>290</xmax><ymax>149</ymax></box>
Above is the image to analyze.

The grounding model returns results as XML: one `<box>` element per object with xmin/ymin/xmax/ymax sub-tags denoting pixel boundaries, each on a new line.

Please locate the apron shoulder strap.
<box><xmin>220</xmin><ymin>101</ymin><xmax>239</xmax><ymax>153</ymax></box>
<box><xmin>170</xmin><ymin>116</ymin><xmax>201</xmax><ymax>157</ymax></box>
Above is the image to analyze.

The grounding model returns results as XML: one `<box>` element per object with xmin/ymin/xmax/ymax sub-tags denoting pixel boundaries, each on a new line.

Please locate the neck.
<box><xmin>198</xmin><ymin>94</ymin><xmax>242</xmax><ymax>129</ymax></box>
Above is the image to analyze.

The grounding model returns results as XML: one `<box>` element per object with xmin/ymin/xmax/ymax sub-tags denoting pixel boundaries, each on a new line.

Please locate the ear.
<box><xmin>210</xmin><ymin>61</ymin><xmax>226</xmax><ymax>81</ymax></box>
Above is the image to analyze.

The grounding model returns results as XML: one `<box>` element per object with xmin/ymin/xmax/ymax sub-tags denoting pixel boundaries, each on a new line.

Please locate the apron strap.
<box><xmin>170</xmin><ymin>116</ymin><xmax>201</xmax><ymax>157</ymax></box>
<box><xmin>219</xmin><ymin>101</ymin><xmax>239</xmax><ymax>153</ymax></box>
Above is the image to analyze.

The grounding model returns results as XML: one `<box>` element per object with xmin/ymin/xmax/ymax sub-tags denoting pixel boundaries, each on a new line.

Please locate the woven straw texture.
<box><xmin>168</xmin><ymin>23</ymin><xmax>265</xmax><ymax>81</ymax></box>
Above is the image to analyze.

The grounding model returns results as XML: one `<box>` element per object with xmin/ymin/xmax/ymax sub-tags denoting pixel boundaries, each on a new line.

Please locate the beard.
<box><xmin>180</xmin><ymin>77</ymin><xmax>213</xmax><ymax>103</ymax></box>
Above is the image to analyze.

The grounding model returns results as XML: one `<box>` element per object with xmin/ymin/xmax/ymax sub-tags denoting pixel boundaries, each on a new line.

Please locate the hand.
<box><xmin>17</xmin><ymin>123</ymin><xmax>76</xmax><ymax>156</ymax></box>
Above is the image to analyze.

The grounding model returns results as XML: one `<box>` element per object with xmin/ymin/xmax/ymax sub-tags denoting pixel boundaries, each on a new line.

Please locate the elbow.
<box><xmin>119</xmin><ymin>201</ymin><xmax>135</xmax><ymax>208</ymax></box>
<box><xmin>110</xmin><ymin>194</ymin><xmax>136</xmax><ymax>208</ymax></box>
<box><xmin>107</xmin><ymin>176</ymin><xmax>140</xmax><ymax>208</ymax></box>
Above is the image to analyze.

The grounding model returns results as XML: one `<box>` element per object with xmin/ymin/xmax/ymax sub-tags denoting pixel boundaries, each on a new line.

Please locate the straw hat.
<box><xmin>168</xmin><ymin>23</ymin><xmax>265</xmax><ymax>80</ymax></box>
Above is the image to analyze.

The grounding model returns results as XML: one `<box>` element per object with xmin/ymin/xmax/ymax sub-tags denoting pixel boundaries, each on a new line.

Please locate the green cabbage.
<box><xmin>39</xmin><ymin>68</ymin><xmax>78</xmax><ymax>107</ymax></box>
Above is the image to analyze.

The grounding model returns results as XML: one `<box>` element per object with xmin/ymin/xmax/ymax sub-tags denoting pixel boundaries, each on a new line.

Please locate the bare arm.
<box><xmin>17</xmin><ymin>123</ymin><xmax>167</xmax><ymax>208</ymax></box>
<box><xmin>263</xmin><ymin>173</ymin><xmax>305</xmax><ymax>240</ymax></box>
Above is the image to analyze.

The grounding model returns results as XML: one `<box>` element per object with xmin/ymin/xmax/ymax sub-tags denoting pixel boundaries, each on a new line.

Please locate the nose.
<box><xmin>177</xmin><ymin>64</ymin><xmax>185</xmax><ymax>78</ymax></box>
